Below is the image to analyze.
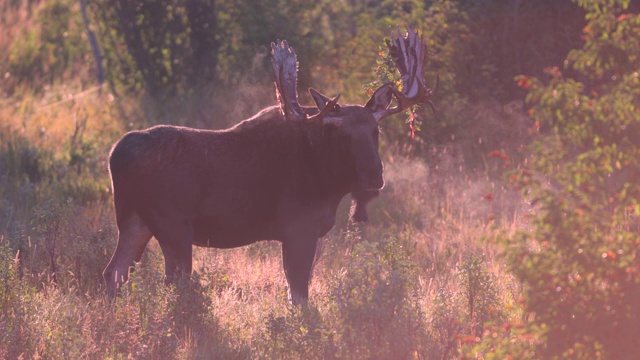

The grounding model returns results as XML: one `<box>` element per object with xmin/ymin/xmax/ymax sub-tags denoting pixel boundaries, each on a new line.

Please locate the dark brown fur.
<box><xmin>104</xmin><ymin>90</ymin><xmax>391</xmax><ymax>303</ymax></box>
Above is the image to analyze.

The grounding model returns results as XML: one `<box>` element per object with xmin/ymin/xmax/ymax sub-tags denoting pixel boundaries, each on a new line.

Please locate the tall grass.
<box><xmin>0</xmin><ymin>2</ymin><xmax>533</xmax><ymax>353</ymax></box>
<box><xmin>0</xmin><ymin>80</ymin><xmax>529</xmax><ymax>358</ymax></box>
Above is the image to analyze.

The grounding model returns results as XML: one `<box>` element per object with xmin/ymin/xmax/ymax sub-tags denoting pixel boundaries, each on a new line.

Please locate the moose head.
<box><xmin>270</xmin><ymin>26</ymin><xmax>438</xmax><ymax>223</ymax></box>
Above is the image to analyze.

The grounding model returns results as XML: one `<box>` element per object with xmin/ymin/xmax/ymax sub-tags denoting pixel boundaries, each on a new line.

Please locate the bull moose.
<box><xmin>103</xmin><ymin>27</ymin><xmax>438</xmax><ymax>304</ymax></box>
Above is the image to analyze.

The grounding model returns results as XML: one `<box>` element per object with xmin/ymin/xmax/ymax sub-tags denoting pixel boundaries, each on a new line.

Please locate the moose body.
<box><xmin>104</xmin><ymin>28</ymin><xmax>437</xmax><ymax>303</ymax></box>
<box><xmin>105</xmin><ymin>101</ymin><xmax>387</xmax><ymax>303</ymax></box>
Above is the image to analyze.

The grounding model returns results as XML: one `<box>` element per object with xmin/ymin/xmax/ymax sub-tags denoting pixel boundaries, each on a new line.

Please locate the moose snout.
<box><xmin>359</xmin><ymin>162</ymin><xmax>385</xmax><ymax>190</ymax></box>
<box><xmin>366</xmin><ymin>175</ymin><xmax>385</xmax><ymax>190</ymax></box>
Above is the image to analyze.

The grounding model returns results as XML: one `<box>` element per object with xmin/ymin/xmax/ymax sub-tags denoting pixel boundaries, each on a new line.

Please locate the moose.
<box><xmin>103</xmin><ymin>27</ymin><xmax>438</xmax><ymax>304</ymax></box>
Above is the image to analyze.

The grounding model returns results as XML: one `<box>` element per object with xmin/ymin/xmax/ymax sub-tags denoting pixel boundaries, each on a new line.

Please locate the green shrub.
<box><xmin>0</xmin><ymin>239</ymin><xmax>37</xmax><ymax>359</ymax></box>
<box><xmin>261</xmin><ymin>305</ymin><xmax>334</xmax><ymax>360</ymax></box>
<box><xmin>495</xmin><ymin>1</ymin><xmax>640</xmax><ymax>357</ymax></box>
<box><xmin>6</xmin><ymin>0</ymin><xmax>89</xmax><ymax>92</ymax></box>
<box><xmin>328</xmin><ymin>234</ymin><xmax>425</xmax><ymax>359</ymax></box>
<box><xmin>456</xmin><ymin>254</ymin><xmax>504</xmax><ymax>338</ymax></box>
<box><xmin>428</xmin><ymin>254</ymin><xmax>508</xmax><ymax>359</ymax></box>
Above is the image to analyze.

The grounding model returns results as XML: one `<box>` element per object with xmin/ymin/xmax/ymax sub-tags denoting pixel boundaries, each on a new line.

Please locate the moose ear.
<box><xmin>365</xmin><ymin>84</ymin><xmax>394</xmax><ymax>115</ymax></box>
<box><xmin>309</xmin><ymin>88</ymin><xmax>333</xmax><ymax>110</ymax></box>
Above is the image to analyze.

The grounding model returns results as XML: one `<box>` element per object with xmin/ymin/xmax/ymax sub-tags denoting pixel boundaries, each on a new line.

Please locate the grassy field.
<box><xmin>11</xmin><ymin>0</ymin><xmax>639</xmax><ymax>358</ymax></box>
<box><xmin>0</xmin><ymin>0</ymin><xmax>640</xmax><ymax>359</ymax></box>
<box><xmin>0</xmin><ymin>78</ymin><xmax>534</xmax><ymax>359</ymax></box>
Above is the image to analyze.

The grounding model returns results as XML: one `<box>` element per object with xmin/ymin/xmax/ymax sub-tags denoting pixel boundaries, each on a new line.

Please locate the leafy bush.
<box><xmin>329</xmin><ymin>235</ymin><xmax>424</xmax><ymax>359</ymax></box>
<box><xmin>495</xmin><ymin>1</ymin><xmax>640</xmax><ymax>357</ymax></box>
<box><xmin>6</xmin><ymin>0</ymin><xmax>90</xmax><ymax>93</ymax></box>
<box><xmin>0</xmin><ymin>239</ymin><xmax>35</xmax><ymax>359</ymax></box>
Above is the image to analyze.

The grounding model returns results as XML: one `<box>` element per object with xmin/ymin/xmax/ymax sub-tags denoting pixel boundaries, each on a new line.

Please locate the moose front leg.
<box><xmin>350</xmin><ymin>189</ymin><xmax>380</xmax><ymax>223</ymax></box>
<box><xmin>281</xmin><ymin>237</ymin><xmax>319</xmax><ymax>305</ymax></box>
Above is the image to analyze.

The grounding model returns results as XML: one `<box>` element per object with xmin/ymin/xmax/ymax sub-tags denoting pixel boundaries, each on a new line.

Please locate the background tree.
<box><xmin>89</xmin><ymin>0</ymin><xmax>217</xmax><ymax>100</ymax></box>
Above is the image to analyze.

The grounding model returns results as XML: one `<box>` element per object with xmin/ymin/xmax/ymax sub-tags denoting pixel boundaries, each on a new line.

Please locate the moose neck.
<box><xmin>230</xmin><ymin>108</ymin><xmax>355</xmax><ymax>202</ymax></box>
<box><xmin>302</xmin><ymin>123</ymin><xmax>354</xmax><ymax>198</ymax></box>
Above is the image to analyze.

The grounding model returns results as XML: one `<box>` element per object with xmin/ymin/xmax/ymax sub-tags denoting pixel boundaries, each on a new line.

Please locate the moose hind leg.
<box><xmin>153</xmin><ymin>218</ymin><xmax>194</xmax><ymax>285</ymax></box>
<box><xmin>103</xmin><ymin>211</ymin><xmax>152</xmax><ymax>299</ymax></box>
<box><xmin>282</xmin><ymin>238</ymin><xmax>319</xmax><ymax>305</ymax></box>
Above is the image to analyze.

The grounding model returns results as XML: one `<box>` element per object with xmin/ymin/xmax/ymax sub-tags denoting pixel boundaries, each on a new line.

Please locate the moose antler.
<box><xmin>374</xmin><ymin>26</ymin><xmax>439</xmax><ymax>121</ymax></box>
<box><xmin>271</xmin><ymin>40</ymin><xmax>340</xmax><ymax>123</ymax></box>
<box><xmin>271</xmin><ymin>40</ymin><xmax>305</xmax><ymax>121</ymax></box>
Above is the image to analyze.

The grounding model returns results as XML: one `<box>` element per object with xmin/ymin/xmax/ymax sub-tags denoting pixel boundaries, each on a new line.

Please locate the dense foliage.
<box><xmin>475</xmin><ymin>0</ymin><xmax>640</xmax><ymax>357</ymax></box>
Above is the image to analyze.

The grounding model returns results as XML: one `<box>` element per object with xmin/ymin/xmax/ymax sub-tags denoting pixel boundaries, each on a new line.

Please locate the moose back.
<box><xmin>103</xmin><ymin>28</ymin><xmax>437</xmax><ymax>304</ymax></box>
